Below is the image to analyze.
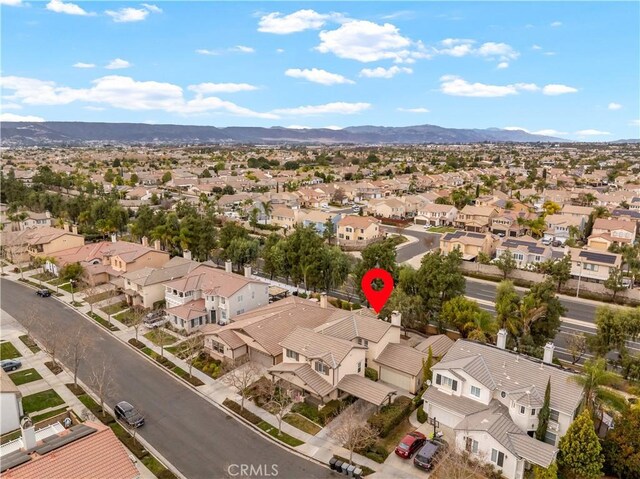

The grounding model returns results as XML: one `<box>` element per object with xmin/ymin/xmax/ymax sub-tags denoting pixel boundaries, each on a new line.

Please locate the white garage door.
<box><xmin>249</xmin><ymin>348</ymin><xmax>273</xmax><ymax>367</ymax></box>
<box><xmin>380</xmin><ymin>367</ymin><xmax>413</xmax><ymax>392</ymax></box>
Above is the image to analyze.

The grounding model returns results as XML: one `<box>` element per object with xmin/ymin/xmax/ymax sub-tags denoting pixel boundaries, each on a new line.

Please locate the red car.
<box><xmin>395</xmin><ymin>431</ymin><xmax>427</xmax><ymax>458</ymax></box>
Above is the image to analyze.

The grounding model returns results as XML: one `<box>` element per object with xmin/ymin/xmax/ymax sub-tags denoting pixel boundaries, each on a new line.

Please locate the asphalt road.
<box><xmin>1</xmin><ymin>279</ymin><xmax>333</xmax><ymax>479</ymax></box>
<box><xmin>385</xmin><ymin>226</ymin><xmax>441</xmax><ymax>263</ymax></box>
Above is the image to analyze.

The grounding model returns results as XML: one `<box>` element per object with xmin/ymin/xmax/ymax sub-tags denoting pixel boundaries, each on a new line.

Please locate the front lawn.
<box><xmin>9</xmin><ymin>368</ymin><xmax>42</xmax><ymax>386</ymax></box>
<box><xmin>427</xmin><ymin>226</ymin><xmax>456</xmax><ymax>233</ymax></box>
<box><xmin>0</xmin><ymin>341</ymin><xmax>21</xmax><ymax>360</ymax></box>
<box><xmin>22</xmin><ymin>389</ymin><xmax>65</xmax><ymax>414</ymax></box>
<box><xmin>19</xmin><ymin>335</ymin><xmax>41</xmax><ymax>353</ymax></box>
<box><xmin>101</xmin><ymin>301</ymin><xmax>128</xmax><ymax>315</ymax></box>
<box><xmin>87</xmin><ymin>312</ymin><xmax>120</xmax><ymax>331</ymax></box>
<box><xmin>32</xmin><ymin>407</ymin><xmax>68</xmax><ymax>423</ymax></box>
<box><xmin>31</xmin><ymin>272</ymin><xmax>56</xmax><ymax>282</ymax></box>
<box><xmin>257</xmin><ymin>421</ymin><xmax>304</xmax><ymax>447</ymax></box>
<box><xmin>47</xmin><ymin>277</ymin><xmax>68</xmax><ymax>286</ymax></box>
<box><xmin>59</xmin><ymin>282</ymin><xmax>85</xmax><ymax>294</ymax></box>
<box><xmin>283</xmin><ymin>413</ymin><xmax>322</xmax><ymax>435</ymax></box>
<box><xmin>84</xmin><ymin>290</ymin><xmax>116</xmax><ymax>304</ymax></box>
<box><xmin>144</xmin><ymin>329</ymin><xmax>178</xmax><ymax>346</ymax></box>
<box><xmin>114</xmin><ymin>309</ymin><xmax>144</xmax><ymax>326</ymax></box>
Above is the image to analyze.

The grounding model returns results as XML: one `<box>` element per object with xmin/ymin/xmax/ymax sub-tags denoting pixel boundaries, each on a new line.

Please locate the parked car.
<box><xmin>144</xmin><ymin>311</ymin><xmax>168</xmax><ymax>329</ymax></box>
<box><xmin>36</xmin><ymin>289</ymin><xmax>51</xmax><ymax>297</ymax></box>
<box><xmin>395</xmin><ymin>431</ymin><xmax>427</xmax><ymax>458</ymax></box>
<box><xmin>413</xmin><ymin>439</ymin><xmax>446</xmax><ymax>471</ymax></box>
<box><xmin>114</xmin><ymin>401</ymin><xmax>145</xmax><ymax>428</ymax></box>
<box><xmin>1</xmin><ymin>359</ymin><xmax>22</xmax><ymax>372</ymax></box>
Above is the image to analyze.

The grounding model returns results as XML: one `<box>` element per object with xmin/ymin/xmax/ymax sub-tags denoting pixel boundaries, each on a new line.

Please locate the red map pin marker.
<box><xmin>361</xmin><ymin>268</ymin><xmax>394</xmax><ymax>313</ymax></box>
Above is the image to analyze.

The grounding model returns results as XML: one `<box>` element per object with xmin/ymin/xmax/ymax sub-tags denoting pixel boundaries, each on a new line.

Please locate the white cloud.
<box><xmin>0</xmin><ymin>75</ymin><xmax>277</xmax><ymax>119</ymax></box>
<box><xmin>84</xmin><ymin>106</ymin><xmax>106</xmax><ymax>111</ymax></box>
<box><xmin>141</xmin><ymin>3</ymin><xmax>162</xmax><ymax>14</ymax></box>
<box><xmin>630</xmin><ymin>119</ymin><xmax>640</xmax><ymax>127</ymax></box>
<box><xmin>273</xmin><ymin>102</ymin><xmax>371</xmax><ymax>116</ymax></box>
<box><xmin>1</xmin><ymin>103</ymin><xmax>23</xmax><ymax>110</ymax></box>
<box><xmin>440</xmin><ymin>75</ymin><xmax>539</xmax><ymax>97</ymax></box>
<box><xmin>397</xmin><ymin>107</ymin><xmax>429</xmax><ymax>113</ymax></box>
<box><xmin>187</xmin><ymin>83</ymin><xmax>258</xmax><ymax>94</ymax></box>
<box><xmin>316</xmin><ymin>20</ymin><xmax>426</xmax><ymax>63</ymax></box>
<box><xmin>608</xmin><ymin>102</ymin><xmax>622</xmax><ymax>110</ymax></box>
<box><xmin>46</xmin><ymin>0</ymin><xmax>93</xmax><ymax>16</ymax></box>
<box><xmin>73</xmin><ymin>62</ymin><xmax>96</xmax><ymax>68</ymax></box>
<box><xmin>380</xmin><ymin>10</ymin><xmax>414</xmax><ymax>20</ymax></box>
<box><xmin>276</xmin><ymin>48</ymin><xmax>285</xmax><ymax>54</ymax></box>
<box><xmin>195</xmin><ymin>49</ymin><xmax>219</xmax><ymax>56</ymax></box>
<box><xmin>231</xmin><ymin>45</ymin><xmax>255</xmax><ymax>53</ymax></box>
<box><xmin>285</xmin><ymin>68</ymin><xmax>354</xmax><ymax>85</ymax></box>
<box><xmin>196</xmin><ymin>46</ymin><xmax>255</xmax><ymax>56</ymax></box>
<box><xmin>323</xmin><ymin>125</ymin><xmax>343</xmax><ymax>130</ymax></box>
<box><xmin>543</xmin><ymin>51</ymin><xmax>557</xmax><ymax>56</ymax></box>
<box><xmin>576</xmin><ymin>129</ymin><xmax>611</xmax><ymax>136</ymax></box>
<box><xmin>476</xmin><ymin>42</ymin><xmax>519</xmax><ymax>60</ymax></box>
<box><xmin>531</xmin><ymin>44</ymin><xmax>542</xmax><ymax>50</ymax></box>
<box><xmin>105</xmin><ymin>58</ymin><xmax>132</xmax><ymax>70</ymax></box>
<box><xmin>550</xmin><ymin>21</ymin><xmax>562</xmax><ymax>27</ymax></box>
<box><xmin>359</xmin><ymin>66</ymin><xmax>412</xmax><ymax>78</ymax></box>
<box><xmin>0</xmin><ymin>113</ymin><xmax>45</xmax><ymax>122</ymax></box>
<box><xmin>503</xmin><ymin>127</ymin><xmax>530</xmax><ymax>132</ymax></box>
<box><xmin>497</xmin><ymin>62</ymin><xmax>509</xmax><ymax>69</ymax></box>
<box><xmin>531</xmin><ymin>129</ymin><xmax>568</xmax><ymax>136</ymax></box>
<box><xmin>258</xmin><ymin>9</ymin><xmax>340</xmax><ymax>34</ymax></box>
<box><xmin>433</xmin><ymin>39</ymin><xmax>519</xmax><ymax>62</ymax></box>
<box><xmin>0</xmin><ymin>0</ymin><xmax>23</xmax><ymax>6</ymax></box>
<box><xmin>286</xmin><ymin>125</ymin><xmax>312</xmax><ymax>129</ymax></box>
<box><xmin>542</xmin><ymin>84</ymin><xmax>578</xmax><ymax>95</ymax></box>
<box><xmin>105</xmin><ymin>7</ymin><xmax>149</xmax><ymax>23</ymax></box>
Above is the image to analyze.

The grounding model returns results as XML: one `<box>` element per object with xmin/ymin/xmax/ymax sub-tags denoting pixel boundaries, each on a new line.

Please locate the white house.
<box><xmin>495</xmin><ymin>237</ymin><xmax>553</xmax><ymax>270</ymax></box>
<box><xmin>0</xmin><ymin>370</ymin><xmax>23</xmax><ymax>435</ymax></box>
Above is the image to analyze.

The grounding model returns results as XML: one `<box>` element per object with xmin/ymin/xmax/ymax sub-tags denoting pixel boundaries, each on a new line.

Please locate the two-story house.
<box><xmin>456</xmin><ymin>205</ymin><xmax>499</xmax><ymax>233</ymax></box>
<box><xmin>490</xmin><ymin>211</ymin><xmax>532</xmax><ymax>238</ymax></box>
<box><xmin>2</xmin><ymin>226</ymin><xmax>85</xmax><ymax>265</ymax></box>
<box><xmin>302</xmin><ymin>210</ymin><xmax>341</xmax><ymax>236</ymax></box>
<box><xmin>587</xmin><ymin>217</ymin><xmax>637</xmax><ymax>250</ymax></box>
<box><xmin>440</xmin><ymin>231</ymin><xmax>495</xmax><ymax>260</ymax></box>
<box><xmin>495</xmin><ymin>237</ymin><xmax>552</xmax><ymax>270</ymax></box>
<box><xmin>567</xmin><ymin>248</ymin><xmax>623</xmax><ymax>283</ymax></box>
<box><xmin>423</xmin><ymin>334</ymin><xmax>584</xmax><ymax>479</ymax></box>
<box><xmin>336</xmin><ymin>215</ymin><xmax>383</xmax><ymax>250</ymax></box>
<box><xmin>543</xmin><ymin>214</ymin><xmax>584</xmax><ymax>244</ymax></box>
<box><xmin>164</xmin><ymin>263</ymin><xmax>269</xmax><ymax>332</ymax></box>
<box><xmin>270</xmin><ymin>206</ymin><xmax>305</xmax><ymax>231</ymax></box>
<box><xmin>367</xmin><ymin>198</ymin><xmax>407</xmax><ymax>219</ymax></box>
<box><xmin>414</xmin><ymin>204</ymin><xmax>458</xmax><ymax>227</ymax></box>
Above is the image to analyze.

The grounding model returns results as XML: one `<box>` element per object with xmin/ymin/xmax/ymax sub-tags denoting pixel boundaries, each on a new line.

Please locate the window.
<box><xmin>236</xmin><ymin>309</ymin><xmax>244</xmax><ymax>315</ymax></box>
<box><xmin>438</xmin><ymin>375</ymin><xmax>458</xmax><ymax>391</ymax></box>
<box><xmin>286</xmin><ymin>349</ymin><xmax>299</xmax><ymax>361</ymax></box>
<box><xmin>471</xmin><ymin>439</ymin><xmax>479</xmax><ymax>454</ymax></box>
<box><xmin>491</xmin><ymin>449</ymin><xmax>505</xmax><ymax>468</ymax></box>
<box><xmin>584</xmin><ymin>263</ymin><xmax>599</xmax><ymax>272</ymax></box>
<box><xmin>500</xmin><ymin>391</ymin><xmax>507</xmax><ymax>399</ymax></box>
<box><xmin>549</xmin><ymin>409</ymin><xmax>560</xmax><ymax>422</ymax></box>
<box><xmin>520</xmin><ymin>405</ymin><xmax>526</xmax><ymax>415</ymax></box>
<box><xmin>531</xmin><ymin>409</ymin><xmax>536</xmax><ymax>416</ymax></box>
<box><xmin>211</xmin><ymin>340</ymin><xmax>224</xmax><ymax>354</ymax></box>
<box><xmin>544</xmin><ymin>431</ymin><xmax>557</xmax><ymax>446</ymax></box>
<box><xmin>237</xmin><ymin>295</ymin><xmax>243</xmax><ymax>302</ymax></box>
<box><xmin>315</xmin><ymin>361</ymin><xmax>329</xmax><ymax>375</ymax></box>
<box><xmin>357</xmin><ymin>362</ymin><xmax>362</xmax><ymax>373</ymax></box>
<box><xmin>470</xmin><ymin>386</ymin><xmax>481</xmax><ymax>398</ymax></box>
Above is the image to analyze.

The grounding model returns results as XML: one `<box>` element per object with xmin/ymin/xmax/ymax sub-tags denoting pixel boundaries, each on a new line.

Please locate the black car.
<box><xmin>36</xmin><ymin>289</ymin><xmax>51</xmax><ymax>297</ymax></box>
<box><xmin>413</xmin><ymin>439</ymin><xmax>445</xmax><ymax>471</ymax></box>
<box><xmin>114</xmin><ymin>401</ymin><xmax>145</xmax><ymax>428</ymax></box>
<box><xmin>1</xmin><ymin>359</ymin><xmax>22</xmax><ymax>372</ymax></box>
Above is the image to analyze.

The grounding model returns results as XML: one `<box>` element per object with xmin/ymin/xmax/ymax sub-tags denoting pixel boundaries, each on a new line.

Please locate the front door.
<box><xmin>210</xmin><ymin>310</ymin><xmax>216</xmax><ymax>324</ymax></box>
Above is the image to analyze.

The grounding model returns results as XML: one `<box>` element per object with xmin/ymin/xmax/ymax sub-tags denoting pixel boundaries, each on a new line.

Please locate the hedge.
<box><xmin>318</xmin><ymin>399</ymin><xmax>342</xmax><ymax>425</ymax></box>
<box><xmin>223</xmin><ymin>398</ymin><xmax>262</xmax><ymax>425</ymax></box>
<box><xmin>365</xmin><ymin>367</ymin><xmax>378</xmax><ymax>382</ymax></box>
<box><xmin>357</xmin><ymin>442</ymin><xmax>390</xmax><ymax>464</ymax></box>
<box><xmin>367</xmin><ymin>396</ymin><xmax>413</xmax><ymax>438</ymax></box>
<box><xmin>291</xmin><ymin>402</ymin><xmax>321</xmax><ymax>423</ymax></box>
<box><xmin>417</xmin><ymin>408</ymin><xmax>427</xmax><ymax>424</ymax></box>
<box><xmin>128</xmin><ymin>338</ymin><xmax>145</xmax><ymax>349</ymax></box>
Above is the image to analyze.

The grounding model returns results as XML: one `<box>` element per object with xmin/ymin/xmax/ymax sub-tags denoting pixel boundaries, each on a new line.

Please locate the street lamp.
<box><xmin>70</xmin><ymin>279</ymin><xmax>76</xmax><ymax>304</ymax></box>
<box><xmin>576</xmin><ymin>262</ymin><xmax>582</xmax><ymax>298</ymax></box>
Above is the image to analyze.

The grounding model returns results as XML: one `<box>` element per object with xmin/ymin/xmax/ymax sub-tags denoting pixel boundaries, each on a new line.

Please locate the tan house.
<box><xmin>270</xmin><ymin>206</ymin><xmax>305</xmax><ymax>230</ymax></box>
<box><xmin>414</xmin><ymin>204</ymin><xmax>458</xmax><ymax>226</ymax></box>
<box><xmin>495</xmin><ymin>236</ymin><xmax>553</xmax><ymax>270</ymax></box>
<box><xmin>2</xmin><ymin>226</ymin><xmax>85</xmax><ymax>265</ymax></box>
<box><xmin>456</xmin><ymin>205</ymin><xmax>499</xmax><ymax>233</ymax></box>
<box><xmin>367</xmin><ymin>198</ymin><xmax>406</xmax><ymax>219</ymax></box>
<box><xmin>440</xmin><ymin>231</ymin><xmax>495</xmax><ymax>260</ymax></box>
<box><xmin>568</xmin><ymin>247</ymin><xmax>623</xmax><ymax>283</ymax></box>
<box><xmin>372</xmin><ymin>342</ymin><xmax>430</xmax><ymax>394</ymax></box>
<box><xmin>543</xmin><ymin>214</ymin><xmax>584</xmax><ymax>244</ymax></box>
<box><xmin>336</xmin><ymin>215</ymin><xmax>382</xmax><ymax>250</ymax></box>
<box><xmin>490</xmin><ymin>211</ymin><xmax>532</xmax><ymax>238</ymax></box>
<box><xmin>588</xmin><ymin>218</ymin><xmax>637</xmax><ymax>250</ymax></box>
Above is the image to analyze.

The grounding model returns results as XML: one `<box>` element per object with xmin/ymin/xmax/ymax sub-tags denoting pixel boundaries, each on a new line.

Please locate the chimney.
<box><xmin>543</xmin><ymin>342</ymin><xmax>555</xmax><ymax>364</ymax></box>
<box><xmin>72</xmin><ymin>224</ymin><xmax>78</xmax><ymax>235</ymax></box>
<box><xmin>497</xmin><ymin>329</ymin><xmax>507</xmax><ymax>349</ymax></box>
<box><xmin>320</xmin><ymin>292</ymin><xmax>328</xmax><ymax>309</ymax></box>
<box><xmin>141</xmin><ymin>236</ymin><xmax>149</xmax><ymax>247</ymax></box>
<box><xmin>21</xmin><ymin>417</ymin><xmax>36</xmax><ymax>450</ymax></box>
<box><xmin>110</xmin><ymin>233</ymin><xmax>117</xmax><ymax>243</ymax></box>
<box><xmin>183</xmin><ymin>249</ymin><xmax>192</xmax><ymax>261</ymax></box>
<box><xmin>244</xmin><ymin>265</ymin><xmax>252</xmax><ymax>278</ymax></box>
<box><xmin>63</xmin><ymin>222</ymin><xmax>70</xmax><ymax>232</ymax></box>
<box><xmin>154</xmin><ymin>239</ymin><xmax>161</xmax><ymax>251</ymax></box>
<box><xmin>390</xmin><ymin>310</ymin><xmax>401</xmax><ymax>327</ymax></box>
<box><xmin>225</xmin><ymin>260</ymin><xmax>232</xmax><ymax>273</ymax></box>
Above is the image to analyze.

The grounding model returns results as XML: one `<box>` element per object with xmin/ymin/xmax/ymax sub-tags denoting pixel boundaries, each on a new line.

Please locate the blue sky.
<box><xmin>1</xmin><ymin>1</ymin><xmax>639</xmax><ymax>140</ymax></box>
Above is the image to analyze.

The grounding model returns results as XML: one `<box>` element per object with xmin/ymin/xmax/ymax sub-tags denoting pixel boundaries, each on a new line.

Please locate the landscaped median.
<box><xmin>222</xmin><ymin>398</ymin><xmax>304</xmax><ymax>447</ymax></box>
<box><xmin>65</xmin><ymin>383</ymin><xmax>177</xmax><ymax>479</ymax></box>
<box><xmin>127</xmin><ymin>338</ymin><xmax>204</xmax><ymax>387</ymax></box>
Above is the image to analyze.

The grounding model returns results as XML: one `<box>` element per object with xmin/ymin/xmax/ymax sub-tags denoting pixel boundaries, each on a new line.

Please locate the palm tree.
<box><xmin>569</xmin><ymin>358</ymin><xmax>627</xmax><ymax>428</ymax></box>
<box><xmin>261</xmin><ymin>201</ymin><xmax>273</xmax><ymax>224</ymax></box>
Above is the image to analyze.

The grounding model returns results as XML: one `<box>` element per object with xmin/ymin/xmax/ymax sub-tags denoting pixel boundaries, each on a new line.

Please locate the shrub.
<box><xmin>157</xmin><ymin>470</ymin><xmax>178</xmax><ymax>479</ymax></box>
<box><xmin>367</xmin><ymin>396</ymin><xmax>413</xmax><ymax>438</ymax></box>
<box><xmin>318</xmin><ymin>399</ymin><xmax>342</xmax><ymax>425</ymax></box>
<box><xmin>156</xmin><ymin>356</ymin><xmax>175</xmax><ymax>368</ymax></box>
<box><xmin>417</xmin><ymin>408</ymin><xmax>427</xmax><ymax>424</ymax></box>
<box><xmin>357</xmin><ymin>443</ymin><xmax>390</xmax><ymax>463</ymax></box>
<box><xmin>291</xmin><ymin>402</ymin><xmax>321</xmax><ymax>423</ymax></box>
<box><xmin>365</xmin><ymin>367</ymin><xmax>378</xmax><ymax>382</ymax></box>
<box><xmin>128</xmin><ymin>338</ymin><xmax>145</xmax><ymax>349</ymax></box>
<box><xmin>223</xmin><ymin>398</ymin><xmax>262</xmax><ymax>425</ymax></box>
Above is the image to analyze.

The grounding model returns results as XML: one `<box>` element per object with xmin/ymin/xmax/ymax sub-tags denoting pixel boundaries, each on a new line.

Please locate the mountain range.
<box><xmin>0</xmin><ymin>121</ymin><xmax>571</xmax><ymax>147</ymax></box>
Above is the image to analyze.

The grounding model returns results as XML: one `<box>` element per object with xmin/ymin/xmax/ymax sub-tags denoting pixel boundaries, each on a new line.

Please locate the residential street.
<box><xmin>1</xmin><ymin>278</ymin><xmax>334</xmax><ymax>479</ymax></box>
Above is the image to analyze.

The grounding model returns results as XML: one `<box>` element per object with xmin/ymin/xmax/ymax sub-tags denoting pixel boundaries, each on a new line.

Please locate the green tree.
<box><xmin>521</xmin><ymin>279</ymin><xmax>564</xmax><ymax>348</ymax></box>
<box><xmin>590</xmin><ymin>306</ymin><xmax>629</xmax><ymax>357</ymax></box>
<box><xmin>604</xmin><ymin>267</ymin><xmax>627</xmax><ymax>303</ymax></box>
<box><xmin>60</xmin><ymin>262</ymin><xmax>84</xmax><ymax>282</ymax></box>
<box><xmin>557</xmin><ymin>410</ymin><xmax>604</xmax><ymax>479</ymax></box>
<box><xmin>541</xmin><ymin>254</ymin><xmax>572</xmax><ymax>292</ymax></box>
<box><xmin>423</xmin><ymin>346</ymin><xmax>434</xmax><ymax>385</ymax></box>
<box><xmin>494</xmin><ymin>250</ymin><xmax>518</xmax><ymax>280</ymax></box>
<box><xmin>495</xmin><ymin>280</ymin><xmax>521</xmax><ymax>338</ymax></box>
<box><xmin>354</xmin><ymin>238</ymin><xmax>398</xmax><ymax>298</ymax></box>
<box><xmin>441</xmin><ymin>296</ymin><xmax>496</xmax><ymax>342</ymax></box>
<box><xmin>225</xmin><ymin>237</ymin><xmax>259</xmax><ymax>272</ymax></box>
<box><xmin>249</xmin><ymin>207</ymin><xmax>259</xmax><ymax>231</ymax></box>
<box><xmin>532</xmin><ymin>461</ymin><xmax>558</xmax><ymax>479</ymax></box>
<box><xmin>568</xmin><ymin>358</ymin><xmax>626</xmax><ymax>418</ymax></box>
<box><xmin>535</xmin><ymin>378</ymin><xmax>551</xmax><ymax>441</ymax></box>
<box><xmin>161</xmin><ymin>171</ymin><xmax>172</xmax><ymax>184</ymax></box>
<box><xmin>318</xmin><ymin>246</ymin><xmax>351</xmax><ymax>293</ymax></box>
<box><xmin>602</xmin><ymin>406</ymin><xmax>640</xmax><ymax>479</ymax></box>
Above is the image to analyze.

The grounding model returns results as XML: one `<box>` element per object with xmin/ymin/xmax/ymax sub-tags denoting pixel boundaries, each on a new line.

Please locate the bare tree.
<box><xmin>82</xmin><ymin>278</ymin><xmax>101</xmax><ymax>314</ymax></box>
<box><xmin>223</xmin><ymin>361</ymin><xmax>261</xmax><ymax>412</ymax></box>
<box><xmin>260</xmin><ymin>378</ymin><xmax>292</xmax><ymax>436</ymax></box>
<box><xmin>183</xmin><ymin>332</ymin><xmax>204</xmax><ymax>378</ymax></box>
<box><xmin>156</xmin><ymin>328</ymin><xmax>173</xmax><ymax>359</ymax></box>
<box><xmin>130</xmin><ymin>307</ymin><xmax>146</xmax><ymax>342</ymax></box>
<box><xmin>66</xmin><ymin>327</ymin><xmax>89</xmax><ymax>387</ymax></box>
<box><xmin>328</xmin><ymin>402</ymin><xmax>378</xmax><ymax>465</ymax></box>
<box><xmin>567</xmin><ymin>332</ymin><xmax>588</xmax><ymax>365</ymax></box>
<box><xmin>42</xmin><ymin>322</ymin><xmax>64</xmax><ymax>368</ymax></box>
<box><xmin>89</xmin><ymin>359</ymin><xmax>114</xmax><ymax>417</ymax></box>
<box><xmin>431</xmin><ymin>449</ymin><xmax>496</xmax><ymax>479</ymax></box>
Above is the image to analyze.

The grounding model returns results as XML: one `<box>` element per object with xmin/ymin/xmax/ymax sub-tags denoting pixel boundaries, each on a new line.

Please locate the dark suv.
<box><xmin>36</xmin><ymin>289</ymin><xmax>51</xmax><ymax>297</ymax></box>
<box><xmin>114</xmin><ymin>401</ymin><xmax>145</xmax><ymax>428</ymax></box>
<box><xmin>413</xmin><ymin>439</ymin><xmax>446</xmax><ymax>471</ymax></box>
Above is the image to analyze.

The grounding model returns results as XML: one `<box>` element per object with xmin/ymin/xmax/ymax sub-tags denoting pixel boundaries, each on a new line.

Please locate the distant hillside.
<box><xmin>0</xmin><ymin>121</ymin><xmax>569</xmax><ymax>147</ymax></box>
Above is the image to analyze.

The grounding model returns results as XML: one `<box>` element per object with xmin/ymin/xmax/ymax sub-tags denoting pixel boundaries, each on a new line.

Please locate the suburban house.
<box><xmin>302</xmin><ymin>210</ymin><xmax>341</xmax><ymax>236</ymax></box>
<box><xmin>414</xmin><ymin>204</ymin><xmax>458</xmax><ymax>227</ymax></box>
<box><xmin>567</xmin><ymin>248</ymin><xmax>623</xmax><ymax>283</ymax></box>
<box><xmin>163</xmin><ymin>263</ymin><xmax>269</xmax><ymax>332</ymax></box>
<box><xmin>0</xmin><ymin>210</ymin><xmax>53</xmax><ymax>232</ymax></box>
<box><xmin>122</xmin><ymin>255</ymin><xmax>198</xmax><ymax>309</ymax></box>
<box><xmin>587</xmin><ymin>218</ymin><xmax>637</xmax><ymax>249</ymax></box>
<box><xmin>490</xmin><ymin>211</ymin><xmax>532</xmax><ymax>238</ymax></box>
<box><xmin>495</xmin><ymin>237</ymin><xmax>553</xmax><ymax>270</ymax></box>
<box><xmin>270</xmin><ymin>206</ymin><xmax>304</xmax><ymax>230</ymax></box>
<box><xmin>0</xmin><ymin>371</ymin><xmax>23</xmax><ymax>435</ymax></box>
<box><xmin>0</xmin><ymin>420</ymin><xmax>139</xmax><ymax>479</ymax></box>
<box><xmin>440</xmin><ymin>231</ymin><xmax>495</xmax><ymax>260</ymax></box>
<box><xmin>543</xmin><ymin>214</ymin><xmax>584</xmax><ymax>244</ymax></box>
<box><xmin>1</xmin><ymin>226</ymin><xmax>85</xmax><ymax>265</ymax></box>
<box><xmin>372</xmin><ymin>342</ymin><xmax>430</xmax><ymax>394</ymax></box>
<box><xmin>560</xmin><ymin>204</ymin><xmax>594</xmax><ymax>223</ymax></box>
<box><xmin>423</xmin><ymin>335</ymin><xmax>585</xmax><ymax>479</ymax></box>
<box><xmin>414</xmin><ymin>334</ymin><xmax>455</xmax><ymax>359</ymax></box>
<box><xmin>47</xmin><ymin>237</ymin><xmax>170</xmax><ymax>287</ymax></box>
<box><xmin>336</xmin><ymin>215</ymin><xmax>383</xmax><ymax>250</ymax></box>
<box><xmin>367</xmin><ymin>198</ymin><xmax>407</xmax><ymax>219</ymax></box>
<box><xmin>456</xmin><ymin>205</ymin><xmax>499</xmax><ymax>233</ymax></box>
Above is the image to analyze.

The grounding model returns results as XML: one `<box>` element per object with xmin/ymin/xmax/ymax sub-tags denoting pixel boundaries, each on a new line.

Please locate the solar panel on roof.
<box><xmin>579</xmin><ymin>250</ymin><xmax>617</xmax><ymax>265</ymax></box>
<box><xmin>467</xmin><ymin>233</ymin><xmax>486</xmax><ymax>239</ymax></box>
